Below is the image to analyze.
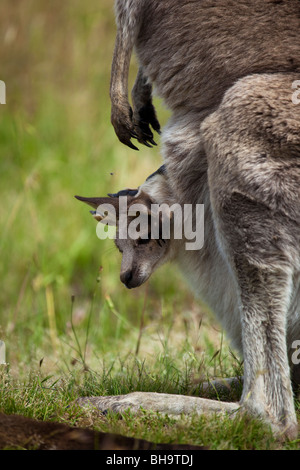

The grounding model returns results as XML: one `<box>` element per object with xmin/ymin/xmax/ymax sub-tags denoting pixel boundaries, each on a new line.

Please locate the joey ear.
<box><xmin>75</xmin><ymin>195</ymin><xmax>114</xmax><ymax>209</ymax></box>
<box><xmin>108</xmin><ymin>188</ymin><xmax>139</xmax><ymax>198</ymax></box>
<box><xmin>75</xmin><ymin>195</ymin><xmax>120</xmax><ymax>225</ymax></box>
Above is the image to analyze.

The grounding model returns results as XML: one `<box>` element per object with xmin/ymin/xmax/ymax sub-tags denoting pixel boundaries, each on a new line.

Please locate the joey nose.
<box><xmin>121</xmin><ymin>270</ymin><xmax>133</xmax><ymax>287</ymax></box>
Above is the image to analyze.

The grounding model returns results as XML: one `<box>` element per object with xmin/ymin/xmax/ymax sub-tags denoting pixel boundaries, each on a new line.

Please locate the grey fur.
<box><xmin>111</xmin><ymin>0</ymin><xmax>300</xmax><ymax>151</ymax></box>
<box><xmin>77</xmin><ymin>156</ymin><xmax>300</xmax><ymax>438</ymax></box>
<box><xmin>79</xmin><ymin>0</ymin><xmax>300</xmax><ymax>439</ymax></box>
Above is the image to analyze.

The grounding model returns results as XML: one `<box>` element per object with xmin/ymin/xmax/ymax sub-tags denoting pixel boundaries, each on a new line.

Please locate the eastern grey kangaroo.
<box><xmin>76</xmin><ymin>156</ymin><xmax>300</xmax><ymax>438</ymax></box>
<box><xmin>77</xmin><ymin>0</ymin><xmax>300</xmax><ymax>439</ymax></box>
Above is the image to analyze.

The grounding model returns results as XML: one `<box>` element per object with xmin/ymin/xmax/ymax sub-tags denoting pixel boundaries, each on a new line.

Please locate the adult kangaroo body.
<box><xmin>111</xmin><ymin>0</ymin><xmax>300</xmax><ymax>151</ymax></box>
<box><xmin>106</xmin><ymin>0</ymin><xmax>300</xmax><ymax>439</ymax></box>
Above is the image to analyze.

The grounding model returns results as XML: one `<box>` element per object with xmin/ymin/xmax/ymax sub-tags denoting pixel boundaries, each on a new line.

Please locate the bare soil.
<box><xmin>0</xmin><ymin>413</ymin><xmax>206</xmax><ymax>450</ymax></box>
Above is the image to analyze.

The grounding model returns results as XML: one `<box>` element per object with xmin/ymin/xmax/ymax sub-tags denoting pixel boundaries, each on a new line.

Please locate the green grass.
<box><xmin>0</xmin><ymin>359</ymin><xmax>298</xmax><ymax>450</ymax></box>
<box><xmin>0</xmin><ymin>0</ymin><xmax>299</xmax><ymax>450</ymax></box>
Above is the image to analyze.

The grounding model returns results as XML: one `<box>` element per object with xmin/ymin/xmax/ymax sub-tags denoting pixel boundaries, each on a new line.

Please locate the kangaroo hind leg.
<box><xmin>201</xmin><ymin>73</ymin><xmax>300</xmax><ymax>439</ymax></box>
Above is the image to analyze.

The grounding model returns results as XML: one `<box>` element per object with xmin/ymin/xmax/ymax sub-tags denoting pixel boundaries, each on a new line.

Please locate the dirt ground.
<box><xmin>0</xmin><ymin>413</ymin><xmax>206</xmax><ymax>450</ymax></box>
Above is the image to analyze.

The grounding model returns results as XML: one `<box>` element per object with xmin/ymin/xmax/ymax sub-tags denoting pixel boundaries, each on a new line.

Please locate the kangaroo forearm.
<box><xmin>110</xmin><ymin>32</ymin><xmax>132</xmax><ymax>107</ymax></box>
<box><xmin>131</xmin><ymin>67</ymin><xmax>152</xmax><ymax>110</ymax></box>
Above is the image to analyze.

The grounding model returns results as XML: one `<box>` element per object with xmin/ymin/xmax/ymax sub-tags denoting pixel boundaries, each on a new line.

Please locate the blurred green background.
<box><xmin>0</xmin><ymin>0</ymin><xmax>221</xmax><ymax>376</ymax></box>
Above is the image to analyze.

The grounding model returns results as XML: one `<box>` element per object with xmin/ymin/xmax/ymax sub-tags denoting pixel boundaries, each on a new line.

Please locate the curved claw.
<box><xmin>139</xmin><ymin>103</ymin><xmax>161</xmax><ymax>135</ymax></box>
<box><xmin>111</xmin><ymin>101</ymin><xmax>161</xmax><ymax>151</ymax></box>
<box><xmin>140</xmin><ymin>140</ymin><xmax>153</xmax><ymax>148</ymax></box>
<box><xmin>126</xmin><ymin>140</ymin><xmax>139</xmax><ymax>151</ymax></box>
<box><xmin>139</xmin><ymin>120</ymin><xmax>154</xmax><ymax>136</ymax></box>
<box><xmin>130</xmin><ymin>130</ymin><xmax>139</xmax><ymax>139</ymax></box>
<box><xmin>118</xmin><ymin>134</ymin><xmax>139</xmax><ymax>150</ymax></box>
<box><xmin>149</xmin><ymin>117</ymin><xmax>161</xmax><ymax>134</ymax></box>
